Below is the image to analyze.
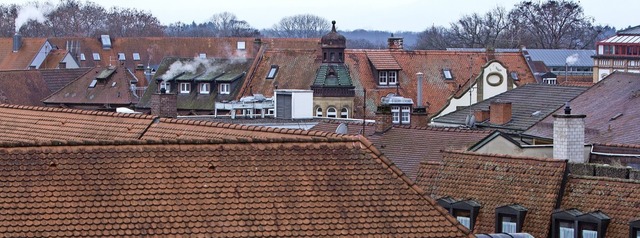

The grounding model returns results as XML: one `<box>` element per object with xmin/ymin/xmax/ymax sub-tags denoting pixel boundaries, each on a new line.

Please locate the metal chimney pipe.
<box><xmin>416</xmin><ymin>72</ymin><xmax>424</xmax><ymax>107</ymax></box>
<box><xmin>13</xmin><ymin>33</ymin><xmax>22</xmax><ymax>52</ymax></box>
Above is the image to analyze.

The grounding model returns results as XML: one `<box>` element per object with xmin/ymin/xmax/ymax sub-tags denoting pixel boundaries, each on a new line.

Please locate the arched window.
<box><xmin>340</xmin><ymin>107</ymin><xmax>349</xmax><ymax>118</ymax></box>
<box><xmin>315</xmin><ymin>107</ymin><xmax>323</xmax><ymax>117</ymax></box>
<box><xmin>327</xmin><ymin>107</ymin><xmax>337</xmax><ymax>118</ymax></box>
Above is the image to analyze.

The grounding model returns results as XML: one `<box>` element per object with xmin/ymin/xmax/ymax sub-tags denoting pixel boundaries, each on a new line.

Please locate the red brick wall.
<box><xmin>150</xmin><ymin>93</ymin><xmax>177</xmax><ymax>118</ymax></box>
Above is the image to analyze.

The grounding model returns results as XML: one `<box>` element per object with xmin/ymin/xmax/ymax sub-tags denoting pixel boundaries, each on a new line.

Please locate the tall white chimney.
<box><xmin>416</xmin><ymin>72</ymin><xmax>424</xmax><ymax>107</ymax></box>
<box><xmin>553</xmin><ymin>103</ymin><xmax>586</xmax><ymax>163</ymax></box>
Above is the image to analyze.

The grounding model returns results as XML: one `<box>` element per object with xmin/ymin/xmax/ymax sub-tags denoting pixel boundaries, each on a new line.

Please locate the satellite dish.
<box><xmin>335</xmin><ymin>123</ymin><xmax>349</xmax><ymax>134</ymax></box>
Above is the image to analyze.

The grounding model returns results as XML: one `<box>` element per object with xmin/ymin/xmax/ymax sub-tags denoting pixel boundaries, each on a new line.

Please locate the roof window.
<box><xmin>199</xmin><ymin>53</ymin><xmax>206</xmax><ymax>59</ymax></box>
<box><xmin>89</xmin><ymin>79</ymin><xmax>97</xmax><ymax>88</ymax></box>
<box><xmin>80</xmin><ymin>53</ymin><xmax>86</xmax><ymax>61</ymax></box>
<box><xmin>443</xmin><ymin>69</ymin><xmax>453</xmax><ymax>80</ymax></box>
<box><xmin>237</xmin><ymin>41</ymin><xmax>246</xmax><ymax>50</ymax></box>
<box><xmin>267</xmin><ymin>65</ymin><xmax>279</xmax><ymax>79</ymax></box>
<box><xmin>133</xmin><ymin>53</ymin><xmax>141</xmax><ymax>61</ymax></box>
<box><xmin>92</xmin><ymin>53</ymin><xmax>100</xmax><ymax>61</ymax></box>
<box><xmin>118</xmin><ymin>53</ymin><xmax>125</xmax><ymax>61</ymax></box>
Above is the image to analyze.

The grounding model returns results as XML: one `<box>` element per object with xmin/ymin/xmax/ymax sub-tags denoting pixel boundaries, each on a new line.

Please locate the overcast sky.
<box><xmin>9</xmin><ymin>0</ymin><xmax>640</xmax><ymax>32</ymax></box>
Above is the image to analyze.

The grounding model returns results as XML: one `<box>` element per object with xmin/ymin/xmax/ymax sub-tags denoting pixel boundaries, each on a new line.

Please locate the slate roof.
<box><xmin>0</xmin><ymin>70</ymin><xmax>52</xmax><ymax>106</ymax></box>
<box><xmin>526</xmin><ymin>49</ymin><xmax>595</xmax><ymax>67</ymax></box>
<box><xmin>618</xmin><ymin>25</ymin><xmax>640</xmax><ymax>35</ymax></box>
<box><xmin>0</xmin><ymin>38</ymin><xmax>47</xmax><ymax>70</ymax></box>
<box><xmin>42</xmin><ymin>65</ymin><xmax>140</xmax><ymax>107</ymax></box>
<box><xmin>312</xmin><ymin>64</ymin><xmax>353</xmax><ymax>87</ymax></box>
<box><xmin>0</xmin><ymin>122</ymin><xmax>473</xmax><ymax>237</ymax></box>
<box><xmin>433</xmin><ymin>84</ymin><xmax>588</xmax><ymax>132</ymax></box>
<box><xmin>416</xmin><ymin>151</ymin><xmax>567</xmax><ymax>237</ymax></box>
<box><xmin>561</xmin><ymin>175</ymin><xmax>640</xmax><ymax>237</ymax></box>
<box><xmin>137</xmin><ymin>57</ymin><xmax>253</xmax><ymax>111</ymax></box>
<box><xmin>525</xmin><ymin>72</ymin><xmax>640</xmax><ymax>144</ymax></box>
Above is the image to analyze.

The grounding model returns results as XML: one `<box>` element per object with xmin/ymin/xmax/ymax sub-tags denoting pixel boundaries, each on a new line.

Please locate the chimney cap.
<box><xmin>564</xmin><ymin>102</ymin><xmax>571</xmax><ymax>114</ymax></box>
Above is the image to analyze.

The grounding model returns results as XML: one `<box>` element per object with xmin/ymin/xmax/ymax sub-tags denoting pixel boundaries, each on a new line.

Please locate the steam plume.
<box><xmin>565</xmin><ymin>53</ymin><xmax>579</xmax><ymax>65</ymax></box>
<box><xmin>162</xmin><ymin>57</ymin><xmax>218</xmax><ymax>80</ymax></box>
<box><xmin>14</xmin><ymin>4</ymin><xmax>52</xmax><ymax>32</ymax></box>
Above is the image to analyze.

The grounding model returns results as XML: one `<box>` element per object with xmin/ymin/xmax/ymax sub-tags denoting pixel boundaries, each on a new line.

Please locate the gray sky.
<box><xmin>9</xmin><ymin>0</ymin><xmax>639</xmax><ymax>32</ymax></box>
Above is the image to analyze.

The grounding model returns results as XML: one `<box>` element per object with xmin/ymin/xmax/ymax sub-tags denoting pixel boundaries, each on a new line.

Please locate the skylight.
<box><xmin>118</xmin><ymin>53</ymin><xmax>125</xmax><ymax>61</ymax></box>
<box><xmin>80</xmin><ymin>53</ymin><xmax>86</xmax><ymax>61</ymax></box>
<box><xmin>133</xmin><ymin>53</ymin><xmax>140</xmax><ymax>61</ymax></box>
<box><xmin>92</xmin><ymin>53</ymin><xmax>100</xmax><ymax>61</ymax></box>
<box><xmin>199</xmin><ymin>53</ymin><xmax>206</xmax><ymax>59</ymax></box>
<box><xmin>267</xmin><ymin>65</ymin><xmax>278</xmax><ymax>79</ymax></box>
<box><xmin>89</xmin><ymin>79</ymin><xmax>97</xmax><ymax>88</ymax></box>
<box><xmin>443</xmin><ymin>69</ymin><xmax>453</xmax><ymax>80</ymax></box>
<box><xmin>237</xmin><ymin>41</ymin><xmax>246</xmax><ymax>50</ymax></box>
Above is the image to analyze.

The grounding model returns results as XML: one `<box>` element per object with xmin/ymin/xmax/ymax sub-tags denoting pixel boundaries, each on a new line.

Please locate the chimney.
<box><xmin>375</xmin><ymin>105</ymin><xmax>393</xmax><ymax>133</ymax></box>
<box><xmin>489</xmin><ymin>100</ymin><xmax>511</xmax><ymax>125</ymax></box>
<box><xmin>13</xmin><ymin>33</ymin><xmax>22</xmax><ymax>52</ymax></box>
<box><xmin>411</xmin><ymin>72</ymin><xmax>429</xmax><ymax>127</ymax></box>
<box><xmin>486</xmin><ymin>47</ymin><xmax>496</xmax><ymax>61</ymax></box>
<box><xmin>58</xmin><ymin>61</ymin><xmax>66</xmax><ymax>69</ymax></box>
<box><xmin>150</xmin><ymin>78</ymin><xmax>177</xmax><ymax>118</ymax></box>
<box><xmin>474</xmin><ymin>109</ymin><xmax>490</xmax><ymax>122</ymax></box>
<box><xmin>553</xmin><ymin>103</ymin><xmax>586</xmax><ymax>163</ymax></box>
<box><xmin>387</xmin><ymin>34</ymin><xmax>403</xmax><ymax>50</ymax></box>
<box><xmin>253</xmin><ymin>38</ymin><xmax>262</xmax><ymax>57</ymax></box>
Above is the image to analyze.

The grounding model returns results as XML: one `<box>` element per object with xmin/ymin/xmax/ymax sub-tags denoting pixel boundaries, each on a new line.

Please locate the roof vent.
<box><xmin>100</xmin><ymin>35</ymin><xmax>111</xmax><ymax>49</ymax></box>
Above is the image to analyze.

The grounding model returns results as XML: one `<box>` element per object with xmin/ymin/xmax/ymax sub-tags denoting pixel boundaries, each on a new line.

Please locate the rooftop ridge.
<box><xmin>593</xmin><ymin>143</ymin><xmax>640</xmax><ymax>149</ymax></box>
<box><xmin>355</xmin><ymin>135</ymin><xmax>473</xmax><ymax>237</ymax></box>
<box><xmin>443</xmin><ymin>150</ymin><xmax>569</xmax><ymax>164</ymax></box>
<box><xmin>157</xmin><ymin>117</ymin><xmax>347</xmax><ymax>138</ymax></box>
<box><xmin>569</xmin><ymin>174</ymin><xmax>640</xmax><ymax>184</ymax></box>
<box><xmin>0</xmin><ymin>103</ymin><xmax>156</xmax><ymax>120</ymax></box>
<box><xmin>393</xmin><ymin>124</ymin><xmax>494</xmax><ymax>134</ymax></box>
<box><xmin>0</xmin><ymin>135</ymin><xmax>361</xmax><ymax>149</ymax></box>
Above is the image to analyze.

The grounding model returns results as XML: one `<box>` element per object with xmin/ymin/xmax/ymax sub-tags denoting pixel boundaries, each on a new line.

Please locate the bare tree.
<box><xmin>449</xmin><ymin>7</ymin><xmax>510</xmax><ymax>48</ymax></box>
<box><xmin>0</xmin><ymin>4</ymin><xmax>17</xmax><ymax>36</ymax></box>
<box><xmin>509</xmin><ymin>0</ymin><xmax>597</xmax><ymax>49</ymax></box>
<box><xmin>209</xmin><ymin>12</ymin><xmax>259</xmax><ymax>37</ymax></box>
<box><xmin>106</xmin><ymin>7</ymin><xmax>164</xmax><ymax>37</ymax></box>
<box><xmin>415</xmin><ymin>25</ymin><xmax>457</xmax><ymax>50</ymax></box>
<box><xmin>48</xmin><ymin>0</ymin><xmax>106</xmax><ymax>37</ymax></box>
<box><xmin>268</xmin><ymin>14</ymin><xmax>330</xmax><ymax>38</ymax></box>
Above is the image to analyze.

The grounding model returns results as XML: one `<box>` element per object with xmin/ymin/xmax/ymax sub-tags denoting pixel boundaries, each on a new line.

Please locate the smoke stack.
<box><xmin>416</xmin><ymin>72</ymin><xmax>424</xmax><ymax>107</ymax></box>
<box><xmin>13</xmin><ymin>33</ymin><xmax>22</xmax><ymax>52</ymax></box>
<box><xmin>553</xmin><ymin>105</ymin><xmax>586</xmax><ymax>163</ymax></box>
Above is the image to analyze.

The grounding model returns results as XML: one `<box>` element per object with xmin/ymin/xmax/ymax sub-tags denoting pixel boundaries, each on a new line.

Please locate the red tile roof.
<box><xmin>365</xmin><ymin>51</ymin><xmax>402</xmax><ymax>70</ymax></box>
<box><xmin>42</xmin><ymin>65</ymin><xmax>140</xmax><ymax>107</ymax></box>
<box><xmin>0</xmin><ymin>70</ymin><xmax>52</xmax><ymax>106</ymax></box>
<box><xmin>39</xmin><ymin>67</ymin><xmax>93</xmax><ymax>92</ymax></box>
<box><xmin>0</xmin><ymin>135</ymin><xmax>472</xmax><ymax>237</ymax></box>
<box><xmin>0</xmin><ymin>38</ymin><xmax>47</xmax><ymax>70</ymax></box>
<box><xmin>416</xmin><ymin>151</ymin><xmax>567</xmax><ymax>237</ymax></box>
<box><xmin>38</xmin><ymin>49</ymin><xmax>69</xmax><ymax>69</ymax></box>
<box><xmin>525</xmin><ymin>72</ymin><xmax>640</xmax><ymax>144</ymax></box>
<box><xmin>562</xmin><ymin>175</ymin><xmax>640</xmax><ymax>237</ymax></box>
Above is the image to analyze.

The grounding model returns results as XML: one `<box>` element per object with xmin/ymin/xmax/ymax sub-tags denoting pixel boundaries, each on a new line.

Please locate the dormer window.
<box><xmin>219</xmin><ymin>83</ymin><xmax>230</xmax><ymax>95</ymax></box>
<box><xmin>199</xmin><ymin>53</ymin><xmax>206</xmax><ymax>59</ymax></box>
<box><xmin>630</xmin><ymin>219</ymin><xmax>640</xmax><ymax>238</ymax></box>
<box><xmin>199</xmin><ymin>83</ymin><xmax>210</xmax><ymax>94</ymax></box>
<box><xmin>267</xmin><ymin>65</ymin><xmax>279</xmax><ymax>79</ymax></box>
<box><xmin>551</xmin><ymin>209</ymin><xmax>610</xmax><ymax>238</ymax></box>
<box><xmin>378</xmin><ymin>70</ymin><xmax>399</xmax><ymax>86</ymax></box>
<box><xmin>180</xmin><ymin>82</ymin><xmax>191</xmax><ymax>94</ymax></box>
<box><xmin>495</xmin><ymin>204</ymin><xmax>528</xmax><ymax>233</ymax></box>
<box><xmin>391</xmin><ymin>105</ymin><xmax>411</xmax><ymax>124</ymax></box>
<box><xmin>437</xmin><ymin>197</ymin><xmax>481</xmax><ymax>231</ymax></box>
<box><xmin>160</xmin><ymin>81</ymin><xmax>171</xmax><ymax>93</ymax></box>
<box><xmin>443</xmin><ymin>69</ymin><xmax>453</xmax><ymax>80</ymax></box>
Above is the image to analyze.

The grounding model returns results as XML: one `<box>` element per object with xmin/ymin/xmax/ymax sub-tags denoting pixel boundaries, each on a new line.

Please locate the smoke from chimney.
<box><xmin>14</xmin><ymin>4</ymin><xmax>52</xmax><ymax>32</ymax></box>
<box><xmin>565</xmin><ymin>53</ymin><xmax>579</xmax><ymax>65</ymax></box>
<box><xmin>162</xmin><ymin>57</ymin><xmax>220</xmax><ymax>80</ymax></box>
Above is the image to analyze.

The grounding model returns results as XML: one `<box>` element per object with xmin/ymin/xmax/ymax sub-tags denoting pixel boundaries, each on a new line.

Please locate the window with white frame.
<box><xmin>161</xmin><ymin>81</ymin><xmax>171</xmax><ymax>93</ymax></box>
<box><xmin>437</xmin><ymin>197</ymin><xmax>481</xmax><ymax>232</ymax></box>
<box><xmin>443</xmin><ymin>69</ymin><xmax>453</xmax><ymax>80</ymax></box>
<box><xmin>401</xmin><ymin>106</ymin><xmax>410</xmax><ymax>124</ymax></box>
<box><xmin>454</xmin><ymin>209</ymin><xmax>472</xmax><ymax>229</ymax></box>
<box><xmin>340</xmin><ymin>107</ymin><xmax>349</xmax><ymax>118</ymax></box>
<box><xmin>219</xmin><ymin>83</ymin><xmax>230</xmax><ymax>94</ymax></box>
<box><xmin>378</xmin><ymin>70</ymin><xmax>399</xmax><ymax>86</ymax></box>
<box><xmin>391</xmin><ymin>106</ymin><xmax>400</xmax><ymax>123</ymax></box>
<box><xmin>543</xmin><ymin>78</ymin><xmax>557</xmax><ymax>85</ymax></box>
<box><xmin>179</xmin><ymin>82</ymin><xmax>190</xmax><ymax>93</ymax></box>
<box><xmin>237</xmin><ymin>41</ymin><xmax>246</xmax><ymax>50</ymax></box>
<box><xmin>199</xmin><ymin>53</ymin><xmax>206</xmax><ymax>59</ymax></box>
<box><xmin>199</xmin><ymin>83</ymin><xmax>210</xmax><ymax>94</ymax></box>
<box><xmin>315</xmin><ymin>107</ymin><xmax>323</xmax><ymax>117</ymax></box>
<box><xmin>327</xmin><ymin>107</ymin><xmax>337</xmax><ymax>118</ymax></box>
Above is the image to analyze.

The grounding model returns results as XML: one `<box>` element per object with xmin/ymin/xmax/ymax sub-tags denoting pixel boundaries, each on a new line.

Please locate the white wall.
<box><xmin>291</xmin><ymin>90</ymin><xmax>313</xmax><ymax>119</ymax></box>
<box><xmin>29</xmin><ymin>41</ymin><xmax>52</xmax><ymax>69</ymax></box>
<box><xmin>481</xmin><ymin>61</ymin><xmax>509</xmax><ymax>100</ymax></box>
<box><xmin>61</xmin><ymin>53</ymin><xmax>79</xmax><ymax>68</ymax></box>
<box><xmin>437</xmin><ymin>85</ymin><xmax>478</xmax><ymax>117</ymax></box>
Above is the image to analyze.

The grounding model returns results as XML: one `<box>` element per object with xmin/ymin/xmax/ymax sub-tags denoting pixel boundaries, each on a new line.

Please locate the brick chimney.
<box><xmin>375</xmin><ymin>105</ymin><xmax>393</xmax><ymax>133</ymax></box>
<box><xmin>411</xmin><ymin>106</ymin><xmax>429</xmax><ymax>128</ymax></box>
<box><xmin>387</xmin><ymin>34</ymin><xmax>403</xmax><ymax>50</ymax></box>
<box><xmin>553</xmin><ymin>103</ymin><xmax>586</xmax><ymax>163</ymax></box>
<box><xmin>150</xmin><ymin>77</ymin><xmax>177</xmax><ymax>118</ymax></box>
<box><xmin>489</xmin><ymin>100</ymin><xmax>511</xmax><ymax>125</ymax></box>
<box><xmin>474</xmin><ymin>109</ymin><xmax>490</xmax><ymax>122</ymax></box>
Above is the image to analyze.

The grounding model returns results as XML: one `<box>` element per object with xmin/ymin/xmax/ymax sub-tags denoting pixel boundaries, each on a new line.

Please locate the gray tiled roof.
<box><xmin>526</xmin><ymin>49</ymin><xmax>595</xmax><ymax>67</ymax></box>
<box><xmin>433</xmin><ymin>84</ymin><xmax>588</xmax><ymax>132</ymax></box>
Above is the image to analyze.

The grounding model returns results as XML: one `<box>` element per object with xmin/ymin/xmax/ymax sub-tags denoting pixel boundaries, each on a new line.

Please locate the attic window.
<box><xmin>267</xmin><ymin>65</ymin><xmax>279</xmax><ymax>79</ymax></box>
<box><xmin>443</xmin><ymin>69</ymin><xmax>453</xmax><ymax>80</ymax></box>
<box><xmin>89</xmin><ymin>79</ymin><xmax>97</xmax><ymax>88</ymax></box>
<box><xmin>511</xmin><ymin>71</ymin><xmax>519</xmax><ymax>80</ymax></box>
<box><xmin>437</xmin><ymin>197</ymin><xmax>481</xmax><ymax>231</ymax></box>
<box><xmin>495</xmin><ymin>205</ymin><xmax>527</xmax><ymax>233</ymax></box>
<box><xmin>199</xmin><ymin>53</ymin><xmax>206</xmax><ymax>59</ymax></box>
<box><xmin>118</xmin><ymin>53</ymin><xmax>125</xmax><ymax>61</ymax></box>
<box><xmin>237</xmin><ymin>41</ymin><xmax>246</xmax><ymax>50</ymax></box>
<box><xmin>92</xmin><ymin>53</ymin><xmax>100</xmax><ymax>61</ymax></box>
<box><xmin>133</xmin><ymin>53</ymin><xmax>140</xmax><ymax>61</ymax></box>
<box><xmin>630</xmin><ymin>219</ymin><xmax>640</xmax><ymax>238</ymax></box>
<box><xmin>80</xmin><ymin>53</ymin><xmax>86</xmax><ymax>61</ymax></box>
<box><xmin>111</xmin><ymin>82</ymin><xmax>117</xmax><ymax>87</ymax></box>
<box><xmin>551</xmin><ymin>209</ymin><xmax>610</xmax><ymax>238</ymax></box>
